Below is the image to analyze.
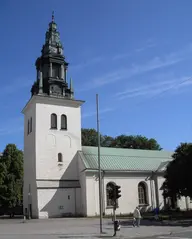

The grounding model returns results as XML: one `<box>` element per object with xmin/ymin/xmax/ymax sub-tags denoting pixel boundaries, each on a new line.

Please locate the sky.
<box><xmin>1</xmin><ymin>0</ymin><xmax>192</xmax><ymax>152</ymax></box>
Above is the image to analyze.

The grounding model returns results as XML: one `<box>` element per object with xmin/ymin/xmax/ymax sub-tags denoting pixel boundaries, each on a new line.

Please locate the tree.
<box><xmin>0</xmin><ymin>144</ymin><xmax>23</xmax><ymax>208</ymax></box>
<box><xmin>163</xmin><ymin>142</ymin><xmax>192</xmax><ymax>199</ymax></box>
<box><xmin>81</xmin><ymin>128</ymin><xmax>113</xmax><ymax>147</ymax></box>
<box><xmin>81</xmin><ymin>128</ymin><xmax>100</xmax><ymax>146</ymax></box>
<box><xmin>81</xmin><ymin>128</ymin><xmax>162</xmax><ymax>150</ymax></box>
<box><xmin>111</xmin><ymin>135</ymin><xmax>161</xmax><ymax>150</ymax></box>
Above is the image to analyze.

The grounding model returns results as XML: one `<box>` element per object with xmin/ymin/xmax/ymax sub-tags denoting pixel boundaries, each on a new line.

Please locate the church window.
<box><xmin>27</xmin><ymin>120</ymin><xmax>30</xmax><ymax>135</ymax></box>
<box><xmin>51</xmin><ymin>113</ymin><xmax>57</xmax><ymax>129</ymax></box>
<box><xmin>138</xmin><ymin>182</ymin><xmax>148</xmax><ymax>205</ymax></box>
<box><xmin>61</xmin><ymin>114</ymin><xmax>67</xmax><ymax>130</ymax></box>
<box><xmin>30</xmin><ymin>117</ymin><xmax>32</xmax><ymax>133</ymax></box>
<box><xmin>106</xmin><ymin>182</ymin><xmax>118</xmax><ymax>207</ymax></box>
<box><xmin>58</xmin><ymin>153</ymin><xmax>63</xmax><ymax>162</ymax></box>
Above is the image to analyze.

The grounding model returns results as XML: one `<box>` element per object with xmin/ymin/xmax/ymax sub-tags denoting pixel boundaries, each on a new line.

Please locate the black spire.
<box><xmin>31</xmin><ymin>13</ymin><xmax>73</xmax><ymax>99</ymax></box>
<box><xmin>52</xmin><ymin>11</ymin><xmax>54</xmax><ymax>22</ymax></box>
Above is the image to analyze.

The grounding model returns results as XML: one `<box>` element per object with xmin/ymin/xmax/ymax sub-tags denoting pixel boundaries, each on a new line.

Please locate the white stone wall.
<box><xmin>177</xmin><ymin>196</ymin><xmax>192</xmax><ymax>210</ymax></box>
<box><xmin>23</xmin><ymin>95</ymin><xmax>84</xmax><ymax>218</ymax></box>
<box><xmin>37</xmin><ymin>188</ymin><xmax>76</xmax><ymax>218</ymax></box>
<box><xmin>85</xmin><ymin>172</ymin><xmax>169</xmax><ymax>217</ymax></box>
<box><xmin>35</xmin><ymin>97</ymin><xmax>82</xmax><ymax>180</ymax></box>
<box><xmin>22</xmin><ymin>100</ymin><xmax>38</xmax><ymax>217</ymax></box>
<box><xmin>157</xmin><ymin>176</ymin><xmax>165</xmax><ymax>209</ymax></box>
<box><xmin>77</xmin><ymin>154</ymin><xmax>87</xmax><ymax>216</ymax></box>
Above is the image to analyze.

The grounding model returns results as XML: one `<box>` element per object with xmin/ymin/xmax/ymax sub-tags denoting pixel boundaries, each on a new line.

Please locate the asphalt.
<box><xmin>137</xmin><ymin>230</ymin><xmax>192</xmax><ymax>239</ymax></box>
<box><xmin>0</xmin><ymin>218</ymin><xmax>191</xmax><ymax>238</ymax></box>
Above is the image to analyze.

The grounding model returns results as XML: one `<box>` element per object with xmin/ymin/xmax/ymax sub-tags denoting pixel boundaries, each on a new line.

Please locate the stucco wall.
<box><xmin>23</xmin><ymin>101</ymin><xmax>38</xmax><ymax>217</ymax></box>
<box><xmin>177</xmin><ymin>196</ymin><xmax>192</xmax><ymax>210</ymax></box>
<box><xmin>78</xmin><ymin>154</ymin><xmax>87</xmax><ymax>216</ymax></box>
<box><xmin>157</xmin><ymin>176</ymin><xmax>165</xmax><ymax>209</ymax></box>
<box><xmin>85</xmin><ymin>172</ymin><xmax>168</xmax><ymax>217</ymax></box>
<box><xmin>23</xmin><ymin>96</ymin><xmax>83</xmax><ymax>218</ymax></box>
<box><xmin>37</xmin><ymin>188</ymin><xmax>77</xmax><ymax>218</ymax></box>
<box><xmin>35</xmin><ymin>99</ymin><xmax>82</xmax><ymax>180</ymax></box>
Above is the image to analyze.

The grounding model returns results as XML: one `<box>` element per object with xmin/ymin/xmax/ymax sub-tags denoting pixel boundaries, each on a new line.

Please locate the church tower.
<box><xmin>22</xmin><ymin>14</ymin><xmax>84</xmax><ymax>219</ymax></box>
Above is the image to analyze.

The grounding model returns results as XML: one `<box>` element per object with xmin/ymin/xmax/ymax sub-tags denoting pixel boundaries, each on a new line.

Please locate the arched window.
<box><xmin>61</xmin><ymin>114</ymin><xmax>67</xmax><ymax>130</ymax></box>
<box><xmin>138</xmin><ymin>182</ymin><xmax>148</xmax><ymax>205</ymax></box>
<box><xmin>30</xmin><ymin>117</ymin><xmax>32</xmax><ymax>133</ymax></box>
<box><xmin>58</xmin><ymin>153</ymin><xmax>63</xmax><ymax>162</ymax></box>
<box><xmin>106</xmin><ymin>182</ymin><xmax>118</xmax><ymax>207</ymax></box>
<box><xmin>51</xmin><ymin>113</ymin><xmax>57</xmax><ymax>129</ymax></box>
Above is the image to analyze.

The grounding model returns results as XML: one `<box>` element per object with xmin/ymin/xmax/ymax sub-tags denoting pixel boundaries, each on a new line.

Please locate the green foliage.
<box><xmin>81</xmin><ymin>128</ymin><xmax>99</xmax><ymax>146</ymax></box>
<box><xmin>163</xmin><ymin>142</ymin><xmax>192</xmax><ymax>198</ymax></box>
<box><xmin>81</xmin><ymin>128</ymin><xmax>161</xmax><ymax>150</ymax></box>
<box><xmin>0</xmin><ymin>144</ymin><xmax>23</xmax><ymax>208</ymax></box>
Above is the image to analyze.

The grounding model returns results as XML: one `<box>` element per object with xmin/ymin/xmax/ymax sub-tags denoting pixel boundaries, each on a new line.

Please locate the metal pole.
<box><xmin>113</xmin><ymin>206</ymin><xmax>116</xmax><ymax>237</ymax></box>
<box><xmin>96</xmin><ymin>94</ymin><xmax>103</xmax><ymax>234</ymax></box>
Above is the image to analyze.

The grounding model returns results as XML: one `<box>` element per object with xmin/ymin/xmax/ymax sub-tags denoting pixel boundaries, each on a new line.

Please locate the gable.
<box><xmin>78</xmin><ymin>146</ymin><xmax>173</xmax><ymax>172</ymax></box>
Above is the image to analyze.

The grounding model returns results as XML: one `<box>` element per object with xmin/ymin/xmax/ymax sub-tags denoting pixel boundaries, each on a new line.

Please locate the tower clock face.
<box><xmin>51</xmin><ymin>85</ymin><xmax>61</xmax><ymax>95</ymax></box>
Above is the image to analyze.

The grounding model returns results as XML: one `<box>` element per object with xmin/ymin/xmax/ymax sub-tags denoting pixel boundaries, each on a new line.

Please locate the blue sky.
<box><xmin>1</xmin><ymin>0</ymin><xmax>192</xmax><ymax>152</ymax></box>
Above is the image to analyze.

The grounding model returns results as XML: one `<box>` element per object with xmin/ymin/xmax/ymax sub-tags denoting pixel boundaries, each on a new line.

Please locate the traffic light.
<box><xmin>108</xmin><ymin>188</ymin><xmax>114</xmax><ymax>200</ymax></box>
<box><xmin>108</xmin><ymin>184</ymin><xmax>115</xmax><ymax>200</ymax></box>
<box><xmin>115</xmin><ymin>185</ymin><xmax>121</xmax><ymax>199</ymax></box>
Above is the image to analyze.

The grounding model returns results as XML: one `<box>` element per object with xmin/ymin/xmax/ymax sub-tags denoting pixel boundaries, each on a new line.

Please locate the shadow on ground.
<box><xmin>108</xmin><ymin>219</ymin><xmax>192</xmax><ymax>227</ymax></box>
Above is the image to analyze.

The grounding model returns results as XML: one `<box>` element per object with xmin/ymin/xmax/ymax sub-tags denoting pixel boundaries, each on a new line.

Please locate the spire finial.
<box><xmin>52</xmin><ymin>11</ymin><xmax>54</xmax><ymax>22</ymax></box>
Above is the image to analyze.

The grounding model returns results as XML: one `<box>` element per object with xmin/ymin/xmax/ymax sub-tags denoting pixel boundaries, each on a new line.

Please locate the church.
<box><xmin>22</xmin><ymin>15</ymin><xmax>191</xmax><ymax>219</ymax></box>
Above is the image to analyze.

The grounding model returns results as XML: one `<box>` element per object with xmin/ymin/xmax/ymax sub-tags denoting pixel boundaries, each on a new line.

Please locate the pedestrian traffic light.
<box><xmin>115</xmin><ymin>185</ymin><xmax>121</xmax><ymax>199</ymax></box>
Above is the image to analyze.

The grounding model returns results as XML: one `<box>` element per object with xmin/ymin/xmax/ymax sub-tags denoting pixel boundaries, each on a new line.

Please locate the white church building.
<box><xmin>22</xmin><ymin>16</ymin><xmax>191</xmax><ymax>219</ymax></box>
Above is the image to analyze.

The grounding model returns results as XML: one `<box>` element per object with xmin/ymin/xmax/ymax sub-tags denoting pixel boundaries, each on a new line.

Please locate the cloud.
<box><xmin>135</xmin><ymin>42</ymin><xmax>156</xmax><ymax>53</ymax></box>
<box><xmin>116</xmin><ymin>75</ymin><xmax>192</xmax><ymax>100</ymax></box>
<box><xmin>82</xmin><ymin>107</ymin><xmax>115</xmax><ymax>118</ymax></box>
<box><xmin>72</xmin><ymin>40</ymin><xmax>157</xmax><ymax>68</ymax></box>
<box><xmin>80</xmin><ymin>52</ymin><xmax>184</xmax><ymax>92</ymax></box>
<box><xmin>112</xmin><ymin>40</ymin><xmax>157</xmax><ymax>60</ymax></box>
<box><xmin>112</xmin><ymin>53</ymin><xmax>131</xmax><ymax>61</ymax></box>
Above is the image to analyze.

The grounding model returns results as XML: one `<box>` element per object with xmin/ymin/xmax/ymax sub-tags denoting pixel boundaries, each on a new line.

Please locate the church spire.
<box><xmin>52</xmin><ymin>11</ymin><xmax>54</xmax><ymax>22</ymax></box>
<box><xmin>31</xmin><ymin>14</ymin><xmax>74</xmax><ymax>99</ymax></box>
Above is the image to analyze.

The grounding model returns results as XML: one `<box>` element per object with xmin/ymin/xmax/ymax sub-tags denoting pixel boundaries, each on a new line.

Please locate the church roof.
<box><xmin>79</xmin><ymin>146</ymin><xmax>173</xmax><ymax>172</ymax></box>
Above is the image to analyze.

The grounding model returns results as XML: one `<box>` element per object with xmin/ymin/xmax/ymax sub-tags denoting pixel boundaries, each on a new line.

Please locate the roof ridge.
<box><xmin>83</xmin><ymin>153</ymin><xmax>171</xmax><ymax>159</ymax></box>
<box><xmin>82</xmin><ymin>146</ymin><xmax>172</xmax><ymax>153</ymax></box>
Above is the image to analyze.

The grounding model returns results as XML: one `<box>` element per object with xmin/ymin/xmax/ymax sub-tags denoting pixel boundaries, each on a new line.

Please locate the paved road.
<box><xmin>0</xmin><ymin>218</ymin><xmax>191</xmax><ymax>238</ymax></box>
<box><xmin>129</xmin><ymin>230</ymin><xmax>192</xmax><ymax>239</ymax></box>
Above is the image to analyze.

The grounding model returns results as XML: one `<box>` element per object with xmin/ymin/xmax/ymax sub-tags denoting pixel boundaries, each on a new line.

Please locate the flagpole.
<box><xmin>96</xmin><ymin>93</ymin><xmax>103</xmax><ymax>234</ymax></box>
